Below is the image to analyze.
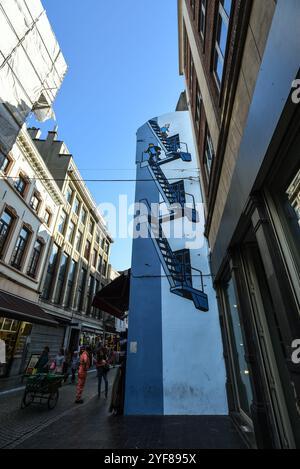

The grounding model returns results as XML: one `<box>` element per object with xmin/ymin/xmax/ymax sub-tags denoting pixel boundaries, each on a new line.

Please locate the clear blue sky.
<box><xmin>31</xmin><ymin>0</ymin><xmax>184</xmax><ymax>271</ymax></box>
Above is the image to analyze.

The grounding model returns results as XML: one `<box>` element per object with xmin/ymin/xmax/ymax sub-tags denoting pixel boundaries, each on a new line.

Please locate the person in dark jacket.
<box><xmin>109</xmin><ymin>354</ymin><xmax>126</xmax><ymax>415</ymax></box>
<box><xmin>96</xmin><ymin>346</ymin><xmax>109</xmax><ymax>398</ymax></box>
<box><xmin>35</xmin><ymin>347</ymin><xmax>50</xmax><ymax>373</ymax></box>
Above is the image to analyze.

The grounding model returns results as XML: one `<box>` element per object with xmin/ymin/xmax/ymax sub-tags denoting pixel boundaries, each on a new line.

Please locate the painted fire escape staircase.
<box><xmin>140</xmin><ymin>202</ymin><xmax>209</xmax><ymax>312</ymax></box>
<box><xmin>139</xmin><ymin>119</ymin><xmax>209</xmax><ymax>311</ymax></box>
<box><xmin>146</xmin><ymin>120</ymin><xmax>198</xmax><ymax>223</ymax></box>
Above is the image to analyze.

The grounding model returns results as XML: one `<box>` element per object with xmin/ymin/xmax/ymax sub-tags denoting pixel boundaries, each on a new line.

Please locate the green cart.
<box><xmin>21</xmin><ymin>373</ymin><xmax>64</xmax><ymax>410</ymax></box>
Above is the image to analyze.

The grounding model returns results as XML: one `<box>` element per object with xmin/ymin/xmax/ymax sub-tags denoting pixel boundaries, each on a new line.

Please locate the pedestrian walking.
<box><xmin>96</xmin><ymin>346</ymin><xmax>109</xmax><ymax>399</ymax></box>
<box><xmin>54</xmin><ymin>348</ymin><xmax>65</xmax><ymax>374</ymax></box>
<box><xmin>109</xmin><ymin>354</ymin><xmax>126</xmax><ymax>415</ymax></box>
<box><xmin>70</xmin><ymin>351</ymin><xmax>80</xmax><ymax>384</ymax></box>
<box><xmin>63</xmin><ymin>349</ymin><xmax>71</xmax><ymax>383</ymax></box>
<box><xmin>75</xmin><ymin>346</ymin><xmax>90</xmax><ymax>404</ymax></box>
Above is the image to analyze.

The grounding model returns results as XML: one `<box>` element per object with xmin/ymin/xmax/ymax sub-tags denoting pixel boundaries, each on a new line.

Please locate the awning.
<box><xmin>0</xmin><ymin>290</ymin><xmax>59</xmax><ymax>326</ymax></box>
<box><xmin>92</xmin><ymin>270</ymin><xmax>130</xmax><ymax>319</ymax></box>
<box><xmin>81</xmin><ymin>323</ymin><xmax>103</xmax><ymax>334</ymax></box>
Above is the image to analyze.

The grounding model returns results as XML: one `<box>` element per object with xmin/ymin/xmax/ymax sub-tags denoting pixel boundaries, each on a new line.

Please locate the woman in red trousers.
<box><xmin>75</xmin><ymin>346</ymin><xmax>90</xmax><ymax>404</ymax></box>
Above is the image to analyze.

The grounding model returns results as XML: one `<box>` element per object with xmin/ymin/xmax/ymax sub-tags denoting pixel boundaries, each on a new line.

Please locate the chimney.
<box><xmin>27</xmin><ymin>127</ymin><xmax>41</xmax><ymax>140</ymax></box>
<box><xmin>47</xmin><ymin>125</ymin><xmax>58</xmax><ymax>143</ymax></box>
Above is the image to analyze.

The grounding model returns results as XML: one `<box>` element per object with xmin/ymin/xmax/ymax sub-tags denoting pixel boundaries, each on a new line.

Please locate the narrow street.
<box><xmin>0</xmin><ymin>368</ymin><xmax>245</xmax><ymax>449</ymax></box>
<box><xmin>0</xmin><ymin>369</ymin><xmax>116</xmax><ymax>449</ymax></box>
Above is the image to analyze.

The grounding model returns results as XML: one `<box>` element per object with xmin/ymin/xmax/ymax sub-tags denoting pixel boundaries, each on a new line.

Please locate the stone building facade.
<box><xmin>178</xmin><ymin>0</ymin><xmax>300</xmax><ymax>448</ymax></box>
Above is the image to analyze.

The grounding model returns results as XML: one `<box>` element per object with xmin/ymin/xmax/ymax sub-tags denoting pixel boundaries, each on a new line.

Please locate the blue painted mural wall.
<box><xmin>125</xmin><ymin>111</ymin><xmax>228</xmax><ymax>415</ymax></box>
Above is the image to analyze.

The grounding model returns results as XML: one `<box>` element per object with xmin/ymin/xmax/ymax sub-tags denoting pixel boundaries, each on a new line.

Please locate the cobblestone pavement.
<box><xmin>1</xmin><ymin>368</ymin><xmax>246</xmax><ymax>449</ymax></box>
<box><xmin>0</xmin><ymin>368</ymin><xmax>116</xmax><ymax>449</ymax></box>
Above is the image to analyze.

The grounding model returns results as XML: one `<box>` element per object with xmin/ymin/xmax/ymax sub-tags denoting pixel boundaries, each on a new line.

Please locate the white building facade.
<box><xmin>0</xmin><ymin>125</ymin><xmax>64</xmax><ymax>378</ymax></box>
<box><xmin>125</xmin><ymin>111</ymin><xmax>228</xmax><ymax>415</ymax></box>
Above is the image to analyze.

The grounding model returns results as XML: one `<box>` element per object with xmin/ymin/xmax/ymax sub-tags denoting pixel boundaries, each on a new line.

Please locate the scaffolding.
<box><xmin>0</xmin><ymin>0</ymin><xmax>67</xmax><ymax>154</ymax></box>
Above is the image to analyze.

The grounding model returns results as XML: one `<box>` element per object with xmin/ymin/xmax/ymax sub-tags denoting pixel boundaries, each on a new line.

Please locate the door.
<box><xmin>241</xmin><ymin>242</ymin><xmax>296</xmax><ymax>448</ymax></box>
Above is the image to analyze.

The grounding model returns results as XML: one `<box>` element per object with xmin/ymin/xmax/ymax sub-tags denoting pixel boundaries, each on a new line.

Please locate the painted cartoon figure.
<box><xmin>160</xmin><ymin>124</ymin><xmax>170</xmax><ymax>139</ymax></box>
<box><xmin>144</xmin><ymin>143</ymin><xmax>162</xmax><ymax>163</ymax></box>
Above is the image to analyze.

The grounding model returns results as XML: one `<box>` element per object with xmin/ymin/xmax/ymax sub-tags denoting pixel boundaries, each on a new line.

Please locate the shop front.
<box><xmin>79</xmin><ymin>323</ymin><xmax>104</xmax><ymax>352</ymax></box>
<box><xmin>0</xmin><ymin>290</ymin><xmax>59</xmax><ymax>379</ymax></box>
<box><xmin>213</xmin><ymin>102</ymin><xmax>300</xmax><ymax>448</ymax></box>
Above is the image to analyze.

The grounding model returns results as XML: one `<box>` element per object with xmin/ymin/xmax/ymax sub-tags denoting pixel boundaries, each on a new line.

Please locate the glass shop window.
<box><xmin>223</xmin><ymin>276</ymin><xmax>254</xmax><ymax>418</ymax></box>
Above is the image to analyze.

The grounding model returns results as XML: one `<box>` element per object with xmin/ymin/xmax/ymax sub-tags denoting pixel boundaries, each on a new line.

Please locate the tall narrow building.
<box><xmin>178</xmin><ymin>0</ymin><xmax>300</xmax><ymax>448</ymax></box>
<box><xmin>125</xmin><ymin>111</ymin><xmax>227</xmax><ymax>415</ymax></box>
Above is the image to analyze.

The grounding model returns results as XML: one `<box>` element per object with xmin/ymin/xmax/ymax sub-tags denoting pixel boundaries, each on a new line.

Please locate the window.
<box><xmin>198</xmin><ymin>0</ymin><xmax>207</xmax><ymax>40</ymax></box>
<box><xmin>74</xmin><ymin>267</ymin><xmax>87</xmax><ymax>311</ymax></box>
<box><xmin>73</xmin><ymin>197</ymin><xmax>80</xmax><ymax>215</ymax></box>
<box><xmin>84</xmin><ymin>240</ymin><xmax>91</xmax><ymax>260</ymax></box>
<box><xmin>66</xmin><ymin>221</ymin><xmax>75</xmax><ymax>244</ymax></box>
<box><xmin>0</xmin><ymin>151</ymin><xmax>10</xmax><ymax>174</ymax></box>
<box><xmin>101</xmin><ymin>237</ymin><xmax>106</xmax><ymax>249</ymax></box>
<box><xmin>81</xmin><ymin>207</ymin><xmax>87</xmax><ymax>224</ymax></box>
<box><xmin>54</xmin><ymin>253</ymin><xmax>69</xmax><ymax>304</ymax></box>
<box><xmin>44</xmin><ymin>209</ymin><xmax>52</xmax><ymax>227</ymax></box>
<box><xmin>98</xmin><ymin>254</ymin><xmax>102</xmax><ymax>273</ymax></box>
<box><xmin>30</xmin><ymin>192</ymin><xmax>41</xmax><ymax>213</ymax></box>
<box><xmin>189</xmin><ymin>55</ymin><xmax>194</xmax><ymax>92</ymax></box>
<box><xmin>102</xmin><ymin>259</ymin><xmax>107</xmax><ymax>277</ymax></box>
<box><xmin>11</xmin><ymin>227</ymin><xmax>30</xmax><ymax>269</ymax></box>
<box><xmin>66</xmin><ymin>186</ymin><xmax>73</xmax><ymax>204</ymax></box>
<box><xmin>75</xmin><ymin>230</ymin><xmax>82</xmax><ymax>252</ymax></box>
<box><xmin>92</xmin><ymin>279</ymin><xmax>100</xmax><ymax>316</ymax></box>
<box><xmin>0</xmin><ymin>210</ymin><xmax>14</xmax><ymax>257</ymax></box>
<box><xmin>213</xmin><ymin>0</ymin><xmax>232</xmax><ymax>86</ymax></box>
<box><xmin>183</xmin><ymin>24</ymin><xmax>188</xmax><ymax>72</ymax></box>
<box><xmin>93</xmin><ymin>249</ymin><xmax>97</xmax><ymax>268</ymax></box>
<box><xmin>89</xmin><ymin>219</ymin><xmax>95</xmax><ymax>235</ymax></box>
<box><xmin>65</xmin><ymin>259</ymin><xmax>77</xmax><ymax>308</ymax></box>
<box><xmin>104</xmin><ymin>241</ymin><xmax>109</xmax><ymax>254</ymax></box>
<box><xmin>96</xmin><ymin>231</ymin><xmax>101</xmax><ymax>244</ymax></box>
<box><xmin>195</xmin><ymin>82</ymin><xmax>202</xmax><ymax>126</ymax></box>
<box><xmin>190</xmin><ymin>0</ymin><xmax>195</xmax><ymax>19</ymax></box>
<box><xmin>41</xmin><ymin>244</ymin><xmax>59</xmax><ymax>300</ymax></box>
<box><xmin>222</xmin><ymin>276</ymin><xmax>254</xmax><ymax>417</ymax></box>
<box><xmin>204</xmin><ymin>129</ymin><xmax>215</xmax><ymax>182</ymax></box>
<box><xmin>58</xmin><ymin>211</ymin><xmax>67</xmax><ymax>234</ymax></box>
<box><xmin>27</xmin><ymin>239</ymin><xmax>43</xmax><ymax>278</ymax></box>
<box><xmin>14</xmin><ymin>175</ymin><xmax>27</xmax><ymax>196</ymax></box>
<box><xmin>269</xmin><ymin>147</ymin><xmax>300</xmax><ymax>281</ymax></box>
<box><xmin>86</xmin><ymin>275</ymin><xmax>95</xmax><ymax>315</ymax></box>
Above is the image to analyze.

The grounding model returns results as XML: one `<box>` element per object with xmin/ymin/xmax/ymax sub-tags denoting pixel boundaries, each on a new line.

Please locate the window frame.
<box><xmin>75</xmin><ymin>230</ymin><xmax>83</xmax><ymax>252</ymax></box>
<box><xmin>213</xmin><ymin>0</ymin><xmax>232</xmax><ymax>90</ymax></box>
<box><xmin>84</xmin><ymin>239</ymin><xmax>91</xmax><ymax>261</ymax></box>
<box><xmin>66</xmin><ymin>220</ymin><xmax>76</xmax><ymax>244</ymax></box>
<box><xmin>66</xmin><ymin>186</ymin><xmax>74</xmax><ymax>205</ymax></box>
<box><xmin>54</xmin><ymin>252</ymin><xmax>69</xmax><ymax>304</ymax></box>
<box><xmin>27</xmin><ymin>238</ymin><xmax>44</xmax><ymax>279</ymax></box>
<box><xmin>10</xmin><ymin>225</ymin><xmax>31</xmax><ymax>270</ymax></box>
<box><xmin>29</xmin><ymin>191</ymin><xmax>41</xmax><ymax>214</ymax></box>
<box><xmin>198</xmin><ymin>0</ymin><xmax>207</xmax><ymax>42</ymax></box>
<box><xmin>203</xmin><ymin>126</ymin><xmax>215</xmax><ymax>184</ymax></box>
<box><xmin>195</xmin><ymin>81</ymin><xmax>202</xmax><ymax>127</ymax></box>
<box><xmin>41</xmin><ymin>243</ymin><xmax>59</xmax><ymax>300</ymax></box>
<box><xmin>0</xmin><ymin>151</ymin><xmax>12</xmax><ymax>174</ymax></box>
<box><xmin>44</xmin><ymin>208</ymin><xmax>52</xmax><ymax>227</ymax></box>
<box><xmin>57</xmin><ymin>210</ymin><xmax>67</xmax><ymax>235</ymax></box>
<box><xmin>0</xmin><ymin>208</ymin><xmax>15</xmax><ymax>259</ymax></box>
<box><xmin>14</xmin><ymin>174</ymin><xmax>28</xmax><ymax>197</ymax></box>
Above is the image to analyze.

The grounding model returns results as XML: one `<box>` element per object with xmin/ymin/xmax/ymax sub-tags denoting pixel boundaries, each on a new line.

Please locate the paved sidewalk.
<box><xmin>1</xmin><ymin>368</ymin><xmax>246</xmax><ymax>449</ymax></box>
<box><xmin>0</xmin><ymin>368</ymin><xmax>116</xmax><ymax>449</ymax></box>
